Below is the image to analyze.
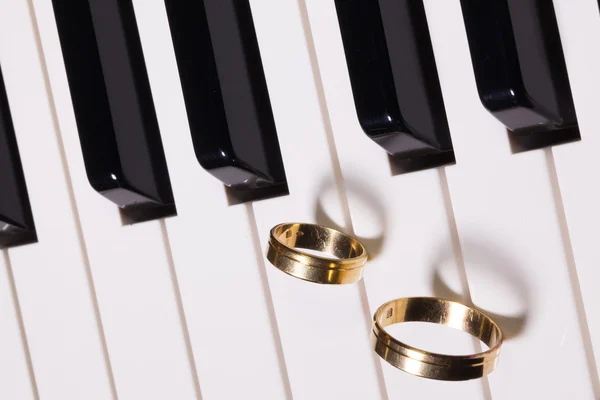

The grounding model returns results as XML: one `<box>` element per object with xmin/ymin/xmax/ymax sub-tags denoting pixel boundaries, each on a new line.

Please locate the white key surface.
<box><xmin>1</xmin><ymin>0</ymin><xmax>115</xmax><ymax>398</ymax></box>
<box><xmin>425</xmin><ymin>0</ymin><xmax>595</xmax><ymax>398</ymax></box>
<box><xmin>0</xmin><ymin>252</ymin><xmax>36</xmax><ymax>400</ymax></box>
<box><xmin>133</xmin><ymin>1</ymin><xmax>289</xmax><ymax>398</ymax></box>
<box><xmin>550</xmin><ymin>0</ymin><xmax>600</xmax><ymax>391</ymax></box>
<box><xmin>249</xmin><ymin>0</ymin><xmax>384</xmax><ymax>398</ymax></box>
<box><xmin>302</xmin><ymin>0</ymin><xmax>489</xmax><ymax>398</ymax></box>
<box><xmin>29</xmin><ymin>1</ymin><xmax>200</xmax><ymax>399</ymax></box>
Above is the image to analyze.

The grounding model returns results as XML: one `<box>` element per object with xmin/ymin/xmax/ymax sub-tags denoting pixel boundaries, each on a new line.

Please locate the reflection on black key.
<box><xmin>164</xmin><ymin>0</ymin><xmax>287</xmax><ymax>202</ymax></box>
<box><xmin>334</xmin><ymin>0</ymin><xmax>454</xmax><ymax>172</ymax></box>
<box><xmin>0</xmin><ymin>67</ymin><xmax>36</xmax><ymax>248</ymax></box>
<box><xmin>52</xmin><ymin>0</ymin><xmax>176</xmax><ymax>222</ymax></box>
<box><xmin>461</xmin><ymin>0</ymin><xmax>580</xmax><ymax>152</ymax></box>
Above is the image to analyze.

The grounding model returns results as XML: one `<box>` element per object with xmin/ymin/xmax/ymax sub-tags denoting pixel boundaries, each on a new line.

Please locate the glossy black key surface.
<box><xmin>164</xmin><ymin>0</ymin><xmax>287</xmax><ymax>194</ymax></box>
<box><xmin>334</xmin><ymin>0</ymin><xmax>454</xmax><ymax>166</ymax></box>
<box><xmin>52</xmin><ymin>0</ymin><xmax>176</xmax><ymax>221</ymax></box>
<box><xmin>0</xmin><ymin>67</ymin><xmax>36</xmax><ymax>248</ymax></box>
<box><xmin>461</xmin><ymin>0</ymin><xmax>579</xmax><ymax>146</ymax></box>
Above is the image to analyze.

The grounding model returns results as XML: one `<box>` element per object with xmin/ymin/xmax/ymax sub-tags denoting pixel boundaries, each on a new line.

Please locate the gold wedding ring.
<box><xmin>372</xmin><ymin>297</ymin><xmax>503</xmax><ymax>381</ymax></box>
<box><xmin>267</xmin><ymin>222</ymin><xmax>368</xmax><ymax>284</ymax></box>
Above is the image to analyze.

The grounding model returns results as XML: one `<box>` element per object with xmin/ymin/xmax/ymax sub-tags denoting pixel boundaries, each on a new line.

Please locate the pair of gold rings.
<box><xmin>266</xmin><ymin>222</ymin><xmax>504</xmax><ymax>381</ymax></box>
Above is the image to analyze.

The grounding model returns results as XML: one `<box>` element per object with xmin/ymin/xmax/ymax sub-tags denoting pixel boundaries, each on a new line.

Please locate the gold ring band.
<box><xmin>266</xmin><ymin>222</ymin><xmax>368</xmax><ymax>284</ymax></box>
<box><xmin>372</xmin><ymin>297</ymin><xmax>503</xmax><ymax>381</ymax></box>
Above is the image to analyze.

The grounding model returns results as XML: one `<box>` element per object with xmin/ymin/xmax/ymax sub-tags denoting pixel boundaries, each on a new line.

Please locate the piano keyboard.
<box><xmin>1</xmin><ymin>0</ymin><xmax>599</xmax><ymax>399</ymax></box>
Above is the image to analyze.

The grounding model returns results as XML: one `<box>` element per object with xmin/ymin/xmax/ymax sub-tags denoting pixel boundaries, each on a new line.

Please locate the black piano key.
<box><xmin>52</xmin><ymin>0</ymin><xmax>176</xmax><ymax>221</ymax></box>
<box><xmin>164</xmin><ymin>0</ymin><xmax>287</xmax><ymax>196</ymax></box>
<box><xmin>461</xmin><ymin>0</ymin><xmax>580</xmax><ymax>149</ymax></box>
<box><xmin>0</xmin><ymin>66</ymin><xmax>36</xmax><ymax>248</ymax></box>
<box><xmin>334</xmin><ymin>0</ymin><xmax>454</xmax><ymax>168</ymax></box>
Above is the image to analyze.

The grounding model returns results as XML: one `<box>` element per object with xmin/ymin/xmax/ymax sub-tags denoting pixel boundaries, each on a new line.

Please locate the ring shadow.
<box><xmin>430</xmin><ymin>238</ymin><xmax>531</xmax><ymax>340</ymax></box>
<box><xmin>314</xmin><ymin>177</ymin><xmax>388</xmax><ymax>261</ymax></box>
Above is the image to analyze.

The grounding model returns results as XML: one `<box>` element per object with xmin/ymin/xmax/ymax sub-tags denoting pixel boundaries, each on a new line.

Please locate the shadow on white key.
<box><xmin>132</xmin><ymin>1</ymin><xmax>291</xmax><ymax>399</ymax></box>
<box><xmin>424</xmin><ymin>0</ymin><xmax>596</xmax><ymax>398</ymax></box>
<box><xmin>247</xmin><ymin>0</ymin><xmax>386</xmax><ymax>398</ymax></box>
<box><xmin>0</xmin><ymin>0</ymin><xmax>115</xmax><ymax>398</ymax></box>
<box><xmin>28</xmin><ymin>1</ymin><xmax>200</xmax><ymax>399</ymax></box>
<box><xmin>551</xmin><ymin>0</ymin><xmax>600</xmax><ymax>394</ymax></box>
<box><xmin>0</xmin><ymin>252</ymin><xmax>37</xmax><ymax>400</ymax></box>
<box><xmin>302</xmin><ymin>0</ymin><xmax>490</xmax><ymax>398</ymax></box>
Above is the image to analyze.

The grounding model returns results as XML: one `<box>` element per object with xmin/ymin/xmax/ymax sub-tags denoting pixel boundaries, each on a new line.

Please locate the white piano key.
<box><xmin>550</xmin><ymin>0</ymin><xmax>600</xmax><ymax>390</ymax></box>
<box><xmin>132</xmin><ymin>1</ymin><xmax>289</xmax><ymax>398</ymax></box>
<box><xmin>302</xmin><ymin>0</ymin><xmax>488</xmax><ymax>398</ymax></box>
<box><xmin>0</xmin><ymin>0</ymin><xmax>115</xmax><ymax>398</ymax></box>
<box><xmin>424</xmin><ymin>0</ymin><xmax>596</xmax><ymax>398</ymax></box>
<box><xmin>28</xmin><ymin>1</ymin><xmax>200</xmax><ymax>399</ymax></box>
<box><xmin>0</xmin><ymin>252</ymin><xmax>36</xmax><ymax>400</ymax></box>
<box><xmin>248</xmin><ymin>0</ymin><xmax>384</xmax><ymax>398</ymax></box>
